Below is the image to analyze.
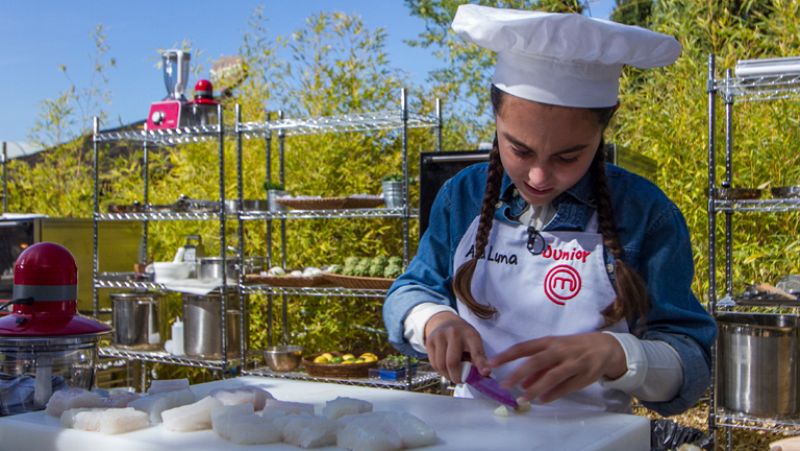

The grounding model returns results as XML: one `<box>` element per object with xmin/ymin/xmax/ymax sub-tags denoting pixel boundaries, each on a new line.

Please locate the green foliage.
<box><xmin>610</xmin><ymin>0</ymin><xmax>653</xmax><ymax>26</ymax></box>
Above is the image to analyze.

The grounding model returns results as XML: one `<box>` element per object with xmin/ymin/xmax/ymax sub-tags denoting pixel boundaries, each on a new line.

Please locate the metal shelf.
<box><xmin>242</xmin><ymin>285</ymin><xmax>387</xmax><ymax>298</ymax></box>
<box><xmin>240</xmin><ymin>207</ymin><xmax>415</xmax><ymax>220</ymax></box>
<box><xmin>716</xmin><ymin>408</ymin><xmax>800</xmax><ymax>433</ymax></box>
<box><xmin>242</xmin><ymin>366</ymin><xmax>442</xmax><ymax>391</ymax></box>
<box><xmin>99</xmin><ymin>346</ymin><xmax>237</xmax><ymax>371</ymax></box>
<box><xmin>237</xmin><ymin>111</ymin><xmax>438</xmax><ymax>137</ymax></box>
<box><xmin>95</xmin><ymin>211</ymin><xmax>221</xmax><ymax>221</ymax></box>
<box><xmin>712</xmin><ymin>198</ymin><xmax>800</xmax><ymax>212</ymax></box>
<box><xmin>94</xmin><ymin>125</ymin><xmax>221</xmax><ymax>145</ymax></box>
<box><xmin>715</xmin><ymin>73</ymin><xmax>800</xmax><ymax>103</ymax></box>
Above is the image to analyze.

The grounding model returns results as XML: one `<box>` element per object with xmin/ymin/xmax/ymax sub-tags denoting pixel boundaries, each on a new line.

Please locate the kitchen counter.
<box><xmin>0</xmin><ymin>376</ymin><xmax>650</xmax><ymax>450</ymax></box>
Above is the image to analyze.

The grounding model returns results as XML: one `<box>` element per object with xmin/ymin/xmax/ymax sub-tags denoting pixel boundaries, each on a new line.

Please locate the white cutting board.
<box><xmin>0</xmin><ymin>376</ymin><xmax>649</xmax><ymax>451</ymax></box>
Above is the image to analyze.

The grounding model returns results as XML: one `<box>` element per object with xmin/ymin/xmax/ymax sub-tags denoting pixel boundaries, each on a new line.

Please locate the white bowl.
<box><xmin>153</xmin><ymin>262</ymin><xmax>193</xmax><ymax>281</ymax></box>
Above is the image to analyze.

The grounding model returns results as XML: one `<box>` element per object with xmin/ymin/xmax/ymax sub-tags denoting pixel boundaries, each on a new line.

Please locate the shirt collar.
<box><xmin>497</xmin><ymin>169</ymin><xmax>596</xmax><ymax>229</ymax></box>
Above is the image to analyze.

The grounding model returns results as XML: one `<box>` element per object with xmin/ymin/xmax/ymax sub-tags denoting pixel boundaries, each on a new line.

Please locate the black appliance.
<box><xmin>419</xmin><ymin>150</ymin><xmax>490</xmax><ymax>236</ymax></box>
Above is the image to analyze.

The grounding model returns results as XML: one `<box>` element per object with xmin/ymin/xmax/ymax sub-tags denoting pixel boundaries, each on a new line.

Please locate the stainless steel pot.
<box><xmin>182</xmin><ymin>291</ymin><xmax>241</xmax><ymax>358</ymax></box>
<box><xmin>718</xmin><ymin>313</ymin><xmax>800</xmax><ymax>417</ymax></box>
<box><xmin>197</xmin><ymin>257</ymin><xmax>240</xmax><ymax>282</ymax></box>
<box><xmin>110</xmin><ymin>292</ymin><xmax>163</xmax><ymax>350</ymax></box>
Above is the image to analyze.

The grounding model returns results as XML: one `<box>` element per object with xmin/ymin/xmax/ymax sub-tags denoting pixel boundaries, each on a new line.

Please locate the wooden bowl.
<box><xmin>302</xmin><ymin>351</ymin><xmax>378</xmax><ymax>378</ymax></box>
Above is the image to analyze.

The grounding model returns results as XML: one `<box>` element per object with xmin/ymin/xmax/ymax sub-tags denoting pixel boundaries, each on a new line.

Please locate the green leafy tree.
<box><xmin>610</xmin><ymin>0</ymin><xmax>653</xmax><ymax>26</ymax></box>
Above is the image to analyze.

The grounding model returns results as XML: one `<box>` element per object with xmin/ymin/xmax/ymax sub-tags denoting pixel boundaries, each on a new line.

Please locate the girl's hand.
<box><xmin>424</xmin><ymin>311</ymin><xmax>490</xmax><ymax>383</ymax></box>
<box><xmin>489</xmin><ymin>332</ymin><xmax>627</xmax><ymax>403</ymax></box>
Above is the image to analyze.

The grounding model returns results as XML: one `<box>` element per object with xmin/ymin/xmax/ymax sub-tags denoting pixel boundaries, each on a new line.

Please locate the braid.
<box><xmin>592</xmin><ymin>141</ymin><xmax>650</xmax><ymax>330</ymax></box>
<box><xmin>452</xmin><ymin>135</ymin><xmax>504</xmax><ymax>319</ymax></box>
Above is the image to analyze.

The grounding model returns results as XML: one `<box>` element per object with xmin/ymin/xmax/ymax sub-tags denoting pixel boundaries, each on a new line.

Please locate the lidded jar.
<box><xmin>0</xmin><ymin>243</ymin><xmax>111</xmax><ymax>414</ymax></box>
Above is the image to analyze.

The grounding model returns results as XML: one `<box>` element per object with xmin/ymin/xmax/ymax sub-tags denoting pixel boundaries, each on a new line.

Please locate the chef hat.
<box><xmin>451</xmin><ymin>4</ymin><xmax>681</xmax><ymax>108</ymax></box>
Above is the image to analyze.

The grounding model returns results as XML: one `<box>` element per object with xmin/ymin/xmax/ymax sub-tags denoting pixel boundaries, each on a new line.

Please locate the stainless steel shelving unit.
<box><xmin>244</xmin><ymin>367</ymin><xmax>442</xmax><ymax>392</ymax></box>
<box><xmin>707</xmin><ymin>54</ymin><xmax>800</xmax><ymax>450</ymax></box>
<box><xmin>91</xmin><ymin>105</ymin><xmax>240</xmax><ymax>377</ymax></box>
<box><xmin>235</xmin><ymin>89</ymin><xmax>443</xmax><ymax>391</ymax></box>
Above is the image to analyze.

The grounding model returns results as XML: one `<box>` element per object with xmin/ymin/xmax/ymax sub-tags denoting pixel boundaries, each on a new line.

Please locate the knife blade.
<box><xmin>461</xmin><ymin>362</ymin><xmax>519</xmax><ymax>409</ymax></box>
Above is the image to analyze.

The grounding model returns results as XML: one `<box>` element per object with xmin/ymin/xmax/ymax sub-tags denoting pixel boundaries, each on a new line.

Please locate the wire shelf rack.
<box><xmin>716</xmin><ymin>408</ymin><xmax>800</xmax><ymax>433</ymax></box>
<box><xmin>94</xmin><ymin>125</ymin><xmax>221</xmax><ymax>145</ymax></box>
<box><xmin>95</xmin><ymin>211</ymin><xmax>221</xmax><ymax>221</ymax></box>
<box><xmin>99</xmin><ymin>347</ymin><xmax>236</xmax><ymax>370</ymax></box>
<box><xmin>241</xmin><ymin>367</ymin><xmax>441</xmax><ymax>391</ymax></box>
<box><xmin>712</xmin><ymin>198</ymin><xmax>800</xmax><ymax>213</ymax></box>
<box><xmin>240</xmin><ymin>207</ymin><xmax>413</xmax><ymax>220</ymax></box>
<box><xmin>237</xmin><ymin>111</ymin><xmax>438</xmax><ymax>137</ymax></box>
<box><xmin>716</xmin><ymin>73</ymin><xmax>800</xmax><ymax>103</ymax></box>
<box><xmin>242</xmin><ymin>285</ymin><xmax>387</xmax><ymax>298</ymax></box>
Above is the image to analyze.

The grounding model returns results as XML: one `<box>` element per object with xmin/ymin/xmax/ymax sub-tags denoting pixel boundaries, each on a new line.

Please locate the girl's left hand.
<box><xmin>488</xmin><ymin>332</ymin><xmax>627</xmax><ymax>403</ymax></box>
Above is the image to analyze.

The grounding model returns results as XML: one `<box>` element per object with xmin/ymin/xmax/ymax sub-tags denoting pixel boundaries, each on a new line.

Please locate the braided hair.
<box><xmin>453</xmin><ymin>85</ymin><xmax>650</xmax><ymax>328</ymax></box>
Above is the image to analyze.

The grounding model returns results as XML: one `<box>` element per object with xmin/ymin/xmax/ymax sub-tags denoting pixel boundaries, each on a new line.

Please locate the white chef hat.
<box><xmin>451</xmin><ymin>4</ymin><xmax>681</xmax><ymax>108</ymax></box>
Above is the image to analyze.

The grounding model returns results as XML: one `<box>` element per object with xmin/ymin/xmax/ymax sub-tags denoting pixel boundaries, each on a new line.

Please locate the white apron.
<box><xmin>453</xmin><ymin>212</ymin><xmax>631</xmax><ymax>413</ymax></box>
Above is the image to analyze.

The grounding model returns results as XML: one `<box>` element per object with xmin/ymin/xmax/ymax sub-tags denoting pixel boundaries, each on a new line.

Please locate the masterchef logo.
<box><xmin>544</xmin><ymin>264</ymin><xmax>582</xmax><ymax>305</ymax></box>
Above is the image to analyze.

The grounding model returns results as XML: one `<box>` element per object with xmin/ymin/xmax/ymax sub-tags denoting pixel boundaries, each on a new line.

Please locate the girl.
<box><xmin>383</xmin><ymin>4</ymin><xmax>715</xmax><ymax>416</ymax></box>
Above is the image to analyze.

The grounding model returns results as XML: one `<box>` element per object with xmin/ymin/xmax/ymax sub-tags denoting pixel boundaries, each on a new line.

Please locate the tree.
<box><xmin>610</xmin><ymin>0</ymin><xmax>652</xmax><ymax>26</ymax></box>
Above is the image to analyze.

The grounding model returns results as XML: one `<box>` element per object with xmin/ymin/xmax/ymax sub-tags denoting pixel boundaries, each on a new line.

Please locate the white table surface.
<box><xmin>0</xmin><ymin>376</ymin><xmax>650</xmax><ymax>451</ymax></box>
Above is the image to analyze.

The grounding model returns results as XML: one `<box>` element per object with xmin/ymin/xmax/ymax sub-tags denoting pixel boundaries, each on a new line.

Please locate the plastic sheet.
<box><xmin>650</xmin><ymin>419</ymin><xmax>713</xmax><ymax>450</ymax></box>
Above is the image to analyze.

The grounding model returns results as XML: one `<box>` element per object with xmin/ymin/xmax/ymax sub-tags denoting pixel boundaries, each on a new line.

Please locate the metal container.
<box><xmin>264</xmin><ymin>345</ymin><xmax>303</xmax><ymax>372</ymax></box>
<box><xmin>182</xmin><ymin>291</ymin><xmax>241</xmax><ymax>358</ymax></box>
<box><xmin>718</xmin><ymin>313</ymin><xmax>800</xmax><ymax>417</ymax></box>
<box><xmin>110</xmin><ymin>292</ymin><xmax>163</xmax><ymax>350</ymax></box>
<box><xmin>197</xmin><ymin>257</ymin><xmax>240</xmax><ymax>282</ymax></box>
<box><xmin>381</xmin><ymin>180</ymin><xmax>403</xmax><ymax>208</ymax></box>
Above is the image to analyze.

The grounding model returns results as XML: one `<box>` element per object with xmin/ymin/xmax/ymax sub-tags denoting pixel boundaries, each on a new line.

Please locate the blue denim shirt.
<box><xmin>383</xmin><ymin>162</ymin><xmax>716</xmax><ymax>417</ymax></box>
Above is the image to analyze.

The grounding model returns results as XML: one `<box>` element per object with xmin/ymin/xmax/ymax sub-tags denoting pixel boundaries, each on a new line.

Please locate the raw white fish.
<box><xmin>147</xmin><ymin>378</ymin><xmax>190</xmax><ymax>395</ymax></box>
<box><xmin>62</xmin><ymin>407</ymin><xmax>149</xmax><ymax>434</ymax></box>
<box><xmin>262</xmin><ymin>398</ymin><xmax>315</xmax><ymax>416</ymax></box>
<box><xmin>61</xmin><ymin>408</ymin><xmax>102</xmax><ymax>428</ymax></box>
<box><xmin>103</xmin><ymin>390</ymin><xmax>142</xmax><ymax>408</ymax></box>
<box><xmin>211</xmin><ymin>403</ymin><xmax>254</xmax><ymax>439</ymax></box>
<box><xmin>387</xmin><ymin>411</ymin><xmax>438</xmax><ymax>448</ymax></box>
<box><xmin>227</xmin><ymin>414</ymin><xmax>283</xmax><ymax>445</ymax></box>
<box><xmin>45</xmin><ymin>388</ymin><xmax>107</xmax><ymax>417</ymax></box>
<box><xmin>129</xmin><ymin>388</ymin><xmax>196</xmax><ymax>424</ymax></box>
<box><xmin>322</xmin><ymin>396</ymin><xmax>373</xmax><ymax>420</ymax></box>
<box><xmin>283</xmin><ymin>415</ymin><xmax>338</xmax><ymax>448</ymax></box>
<box><xmin>209</xmin><ymin>386</ymin><xmax>273</xmax><ymax>410</ymax></box>
<box><xmin>161</xmin><ymin>395</ymin><xmax>223</xmax><ymax>432</ymax></box>
<box><xmin>337</xmin><ymin>416</ymin><xmax>403</xmax><ymax>451</ymax></box>
<box><xmin>336</xmin><ymin>411</ymin><xmax>437</xmax><ymax>450</ymax></box>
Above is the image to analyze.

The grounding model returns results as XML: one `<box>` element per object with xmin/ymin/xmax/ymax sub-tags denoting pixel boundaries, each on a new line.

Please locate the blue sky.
<box><xmin>0</xmin><ymin>1</ymin><xmax>614</xmax><ymax>146</ymax></box>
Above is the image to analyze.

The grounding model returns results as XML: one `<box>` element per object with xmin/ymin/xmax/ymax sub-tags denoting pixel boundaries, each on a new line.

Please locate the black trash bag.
<box><xmin>650</xmin><ymin>418</ymin><xmax>713</xmax><ymax>450</ymax></box>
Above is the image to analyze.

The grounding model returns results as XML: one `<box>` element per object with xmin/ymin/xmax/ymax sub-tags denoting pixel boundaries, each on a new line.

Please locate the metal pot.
<box><xmin>110</xmin><ymin>292</ymin><xmax>163</xmax><ymax>350</ymax></box>
<box><xmin>197</xmin><ymin>257</ymin><xmax>240</xmax><ymax>282</ymax></box>
<box><xmin>718</xmin><ymin>313</ymin><xmax>800</xmax><ymax>417</ymax></box>
<box><xmin>182</xmin><ymin>291</ymin><xmax>241</xmax><ymax>358</ymax></box>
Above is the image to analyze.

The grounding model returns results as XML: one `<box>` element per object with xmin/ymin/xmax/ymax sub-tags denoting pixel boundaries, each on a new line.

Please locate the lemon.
<box><xmin>342</xmin><ymin>360</ymin><xmax>355</xmax><ymax>365</ymax></box>
<box><xmin>360</xmin><ymin>352</ymin><xmax>378</xmax><ymax>360</ymax></box>
<box><xmin>361</xmin><ymin>355</ymin><xmax>377</xmax><ymax>363</ymax></box>
<box><xmin>313</xmin><ymin>355</ymin><xmax>330</xmax><ymax>364</ymax></box>
<box><xmin>354</xmin><ymin>358</ymin><xmax>365</xmax><ymax>363</ymax></box>
<box><xmin>342</xmin><ymin>353</ymin><xmax>355</xmax><ymax>361</ymax></box>
<box><xmin>321</xmin><ymin>352</ymin><xmax>334</xmax><ymax>360</ymax></box>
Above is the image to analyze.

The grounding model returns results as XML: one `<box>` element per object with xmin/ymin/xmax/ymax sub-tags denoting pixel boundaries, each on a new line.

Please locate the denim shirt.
<box><xmin>383</xmin><ymin>162</ymin><xmax>716</xmax><ymax>417</ymax></box>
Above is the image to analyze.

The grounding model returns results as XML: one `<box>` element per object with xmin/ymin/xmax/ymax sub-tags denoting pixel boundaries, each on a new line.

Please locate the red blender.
<box><xmin>146</xmin><ymin>49</ymin><xmax>192</xmax><ymax>130</ymax></box>
<box><xmin>0</xmin><ymin>243</ymin><xmax>111</xmax><ymax>414</ymax></box>
<box><xmin>189</xmin><ymin>79</ymin><xmax>219</xmax><ymax>127</ymax></box>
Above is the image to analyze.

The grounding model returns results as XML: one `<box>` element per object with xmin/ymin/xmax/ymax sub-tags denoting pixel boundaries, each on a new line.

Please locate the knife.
<box><xmin>461</xmin><ymin>362</ymin><xmax>519</xmax><ymax>409</ymax></box>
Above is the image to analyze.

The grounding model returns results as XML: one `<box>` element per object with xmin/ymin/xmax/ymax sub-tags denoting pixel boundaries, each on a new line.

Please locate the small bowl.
<box><xmin>264</xmin><ymin>345</ymin><xmax>303</xmax><ymax>372</ymax></box>
<box><xmin>152</xmin><ymin>262</ymin><xmax>193</xmax><ymax>281</ymax></box>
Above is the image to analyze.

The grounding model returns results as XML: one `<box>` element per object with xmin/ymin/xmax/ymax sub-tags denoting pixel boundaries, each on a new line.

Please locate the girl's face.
<box><xmin>496</xmin><ymin>94</ymin><xmax>604</xmax><ymax>207</ymax></box>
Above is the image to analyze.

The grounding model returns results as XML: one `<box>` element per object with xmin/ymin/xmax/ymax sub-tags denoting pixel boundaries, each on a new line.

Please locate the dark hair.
<box><xmin>452</xmin><ymin>85</ymin><xmax>650</xmax><ymax>329</ymax></box>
